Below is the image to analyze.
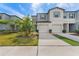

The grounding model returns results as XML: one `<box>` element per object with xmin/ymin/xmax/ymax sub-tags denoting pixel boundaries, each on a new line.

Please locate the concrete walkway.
<box><xmin>57</xmin><ymin>33</ymin><xmax>79</xmax><ymax>42</ymax></box>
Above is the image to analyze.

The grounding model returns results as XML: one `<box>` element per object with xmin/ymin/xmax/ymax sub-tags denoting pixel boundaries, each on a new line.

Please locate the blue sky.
<box><xmin>0</xmin><ymin>3</ymin><xmax>79</xmax><ymax>18</ymax></box>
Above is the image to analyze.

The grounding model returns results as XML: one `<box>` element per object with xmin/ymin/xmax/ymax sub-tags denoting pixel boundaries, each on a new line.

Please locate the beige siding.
<box><xmin>48</xmin><ymin>8</ymin><xmax>64</xmax><ymax>24</ymax></box>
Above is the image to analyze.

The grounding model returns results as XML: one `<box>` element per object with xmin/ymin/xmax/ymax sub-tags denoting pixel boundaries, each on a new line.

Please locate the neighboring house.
<box><xmin>0</xmin><ymin>13</ymin><xmax>22</xmax><ymax>31</ymax></box>
<box><xmin>32</xmin><ymin>7</ymin><xmax>79</xmax><ymax>33</ymax></box>
<box><xmin>32</xmin><ymin>16</ymin><xmax>37</xmax><ymax>30</ymax></box>
<box><xmin>10</xmin><ymin>15</ymin><xmax>22</xmax><ymax>20</ymax></box>
<box><xmin>0</xmin><ymin>13</ymin><xmax>10</xmax><ymax>20</ymax></box>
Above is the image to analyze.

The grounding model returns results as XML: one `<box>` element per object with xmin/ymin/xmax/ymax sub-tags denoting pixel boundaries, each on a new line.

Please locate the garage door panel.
<box><xmin>52</xmin><ymin>24</ymin><xmax>62</xmax><ymax>33</ymax></box>
<box><xmin>38</xmin><ymin>24</ymin><xmax>49</xmax><ymax>33</ymax></box>
<box><xmin>38</xmin><ymin>23</ymin><xmax>62</xmax><ymax>33</ymax></box>
<box><xmin>39</xmin><ymin>26</ymin><xmax>49</xmax><ymax>32</ymax></box>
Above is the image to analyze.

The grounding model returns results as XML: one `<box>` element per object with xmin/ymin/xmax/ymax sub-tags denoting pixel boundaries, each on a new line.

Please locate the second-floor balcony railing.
<box><xmin>64</xmin><ymin>19</ymin><xmax>75</xmax><ymax>23</ymax></box>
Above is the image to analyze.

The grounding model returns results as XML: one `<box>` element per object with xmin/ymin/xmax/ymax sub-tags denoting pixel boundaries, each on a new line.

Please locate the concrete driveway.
<box><xmin>39</xmin><ymin>35</ymin><xmax>70</xmax><ymax>46</ymax></box>
<box><xmin>39</xmin><ymin>32</ymin><xmax>70</xmax><ymax>45</ymax></box>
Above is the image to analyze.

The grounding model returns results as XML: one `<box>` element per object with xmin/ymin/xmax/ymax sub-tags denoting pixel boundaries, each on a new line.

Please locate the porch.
<box><xmin>63</xmin><ymin>23</ymin><xmax>75</xmax><ymax>33</ymax></box>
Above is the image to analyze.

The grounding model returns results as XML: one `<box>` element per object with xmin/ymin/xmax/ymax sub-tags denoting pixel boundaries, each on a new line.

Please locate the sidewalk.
<box><xmin>57</xmin><ymin>33</ymin><xmax>79</xmax><ymax>42</ymax></box>
<box><xmin>0</xmin><ymin>46</ymin><xmax>79</xmax><ymax>56</ymax></box>
<box><xmin>0</xmin><ymin>46</ymin><xmax>37</xmax><ymax>56</ymax></box>
<box><xmin>38</xmin><ymin>46</ymin><xmax>79</xmax><ymax>56</ymax></box>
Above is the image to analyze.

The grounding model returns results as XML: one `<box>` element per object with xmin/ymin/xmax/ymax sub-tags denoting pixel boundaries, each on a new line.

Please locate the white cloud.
<box><xmin>0</xmin><ymin>4</ymin><xmax>24</xmax><ymax>18</ymax></box>
<box><xmin>56</xmin><ymin>3</ymin><xmax>79</xmax><ymax>11</ymax></box>
<box><xmin>31</xmin><ymin>3</ymin><xmax>44</xmax><ymax>15</ymax></box>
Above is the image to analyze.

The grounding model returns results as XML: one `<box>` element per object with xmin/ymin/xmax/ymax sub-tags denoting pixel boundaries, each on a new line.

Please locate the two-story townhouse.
<box><xmin>32</xmin><ymin>7</ymin><xmax>79</xmax><ymax>33</ymax></box>
<box><xmin>0</xmin><ymin>13</ymin><xmax>22</xmax><ymax>31</ymax></box>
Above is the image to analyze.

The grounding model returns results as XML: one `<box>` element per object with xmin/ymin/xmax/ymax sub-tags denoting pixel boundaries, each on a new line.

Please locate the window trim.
<box><xmin>69</xmin><ymin>13</ymin><xmax>75</xmax><ymax>19</ymax></box>
<box><xmin>63</xmin><ymin>16</ymin><xmax>66</xmax><ymax>19</ymax></box>
<box><xmin>53</xmin><ymin>11</ymin><xmax>60</xmax><ymax>18</ymax></box>
<box><xmin>40</xmin><ymin>15</ymin><xmax>46</xmax><ymax>19</ymax></box>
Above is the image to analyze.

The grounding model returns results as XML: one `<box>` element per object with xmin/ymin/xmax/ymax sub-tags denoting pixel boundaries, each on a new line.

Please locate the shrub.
<box><xmin>62</xmin><ymin>30</ymin><xmax>66</xmax><ymax>33</ymax></box>
<box><xmin>75</xmin><ymin>30</ymin><xmax>79</xmax><ymax>34</ymax></box>
<box><xmin>0</xmin><ymin>20</ymin><xmax>10</xmax><ymax>24</ymax></box>
<box><xmin>36</xmin><ymin>30</ymin><xmax>39</xmax><ymax>33</ymax></box>
<box><xmin>49</xmin><ymin>29</ymin><xmax>52</xmax><ymax>33</ymax></box>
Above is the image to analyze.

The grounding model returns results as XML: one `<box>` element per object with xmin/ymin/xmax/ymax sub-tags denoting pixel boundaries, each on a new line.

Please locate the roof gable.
<box><xmin>48</xmin><ymin>7</ymin><xmax>65</xmax><ymax>13</ymax></box>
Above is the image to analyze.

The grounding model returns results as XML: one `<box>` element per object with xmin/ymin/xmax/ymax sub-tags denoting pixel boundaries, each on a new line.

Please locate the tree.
<box><xmin>8</xmin><ymin>19</ymin><xmax>21</xmax><ymax>32</ymax></box>
<box><xmin>13</xmin><ymin>19</ymin><xmax>22</xmax><ymax>32</ymax></box>
<box><xmin>21</xmin><ymin>16</ymin><xmax>34</xmax><ymax>36</ymax></box>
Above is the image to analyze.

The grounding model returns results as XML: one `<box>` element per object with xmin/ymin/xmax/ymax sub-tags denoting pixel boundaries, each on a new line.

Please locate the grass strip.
<box><xmin>54</xmin><ymin>34</ymin><xmax>79</xmax><ymax>46</ymax></box>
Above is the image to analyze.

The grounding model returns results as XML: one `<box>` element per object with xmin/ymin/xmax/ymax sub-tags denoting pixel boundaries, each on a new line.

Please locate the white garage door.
<box><xmin>52</xmin><ymin>24</ymin><xmax>62</xmax><ymax>33</ymax></box>
<box><xmin>38</xmin><ymin>24</ymin><xmax>49</xmax><ymax>33</ymax></box>
<box><xmin>38</xmin><ymin>23</ymin><xmax>54</xmax><ymax>39</ymax></box>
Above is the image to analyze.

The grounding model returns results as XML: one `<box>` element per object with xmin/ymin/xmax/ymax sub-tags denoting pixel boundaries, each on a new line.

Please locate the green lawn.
<box><xmin>54</xmin><ymin>34</ymin><xmax>79</xmax><ymax>46</ymax></box>
<box><xmin>0</xmin><ymin>32</ymin><xmax>38</xmax><ymax>46</ymax></box>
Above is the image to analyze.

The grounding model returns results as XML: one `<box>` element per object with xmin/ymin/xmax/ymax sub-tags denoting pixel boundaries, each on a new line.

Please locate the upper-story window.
<box><xmin>0</xmin><ymin>16</ymin><xmax>2</xmax><ymax>19</ymax></box>
<box><xmin>63</xmin><ymin>16</ymin><xmax>67</xmax><ymax>19</ymax></box>
<box><xmin>63</xmin><ymin>13</ymin><xmax>67</xmax><ymax>19</ymax></box>
<box><xmin>40</xmin><ymin>14</ymin><xmax>46</xmax><ymax>19</ymax></box>
<box><xmin>69</xmin><ymin>13</ymin><xmax>75</xmax><ymax>19</ymax></box>
<box><xmin>53</xmin><ymin>11</ymin><xmax>60</xmax><ymax>18</ymax></box>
